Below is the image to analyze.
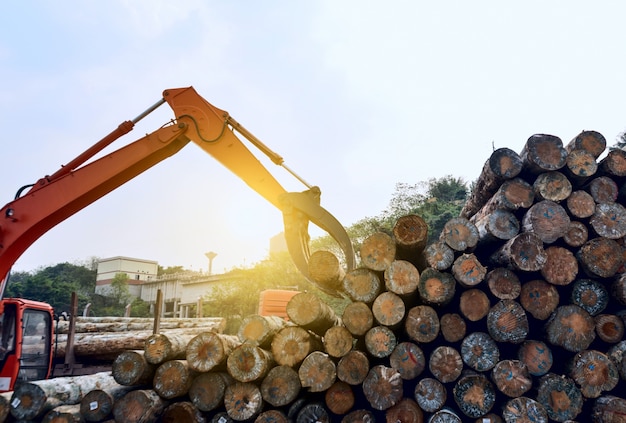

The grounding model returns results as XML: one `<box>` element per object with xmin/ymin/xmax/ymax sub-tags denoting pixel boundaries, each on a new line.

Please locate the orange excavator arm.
<box><xmin>0</xmin><ymin>86</ymin><xmax>355</xmax><ymax>296</ymax></box>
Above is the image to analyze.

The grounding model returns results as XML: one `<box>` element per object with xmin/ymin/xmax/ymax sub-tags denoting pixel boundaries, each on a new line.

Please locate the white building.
<box><xmin>95</xmin><ymin>256</ymin><xmax>158</xmax><ymax>297</ymax></box>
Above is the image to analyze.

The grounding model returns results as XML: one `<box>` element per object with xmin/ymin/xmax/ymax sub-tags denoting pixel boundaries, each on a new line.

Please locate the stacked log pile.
<box><xmin>4</xmin><ymin>130</ymin><xmax>626</xmax><ymax>422</ymax></box>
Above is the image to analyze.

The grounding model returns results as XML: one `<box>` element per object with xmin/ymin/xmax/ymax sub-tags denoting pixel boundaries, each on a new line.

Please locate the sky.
<box><xmin>1</xmin><ymin>1</ymin><xmax>625</xmax><ymax>274</ymax></box>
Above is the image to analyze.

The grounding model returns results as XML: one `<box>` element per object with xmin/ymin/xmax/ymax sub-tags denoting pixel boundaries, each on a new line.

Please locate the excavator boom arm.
<box><xmin>0</xmin><ymin>87</ymin><xmax>355</xmax><ymax>293</ymax></box>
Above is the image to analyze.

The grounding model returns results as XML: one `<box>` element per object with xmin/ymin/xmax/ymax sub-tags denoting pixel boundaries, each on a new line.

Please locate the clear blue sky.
<box><xmin>2</xmin><ymin>1</ymin><xmax>625</xmax><ymax>273</ymax></box>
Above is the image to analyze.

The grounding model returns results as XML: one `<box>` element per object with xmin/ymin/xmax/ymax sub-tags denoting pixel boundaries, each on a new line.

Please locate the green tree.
<box><xmin>109</xmin><ymin>273</ymin><xmax>132</xmax><ymax>306</ymax></box>
<box><xmin>612</xmin><ymin>130</ymin><xmax>626</xmax><ymax>150</ymax></box>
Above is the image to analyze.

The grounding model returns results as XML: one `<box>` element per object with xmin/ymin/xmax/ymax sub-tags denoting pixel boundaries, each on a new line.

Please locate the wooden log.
<box><xmin>451</xmin><ymin>253</ymin><xmax>487</xmax><ymax>287</ymax></box>
<box><xmin>519</xmin><ymin>279</ymin><xmax>560</xmax><ymax>320</ymax></box>
<box><xmin>371</xmin><ymin>291</ymin><xmax>405</xmax><ymax>328</ymax></box>
<box><xmin>473</xmin><ymin>208</ymin><xmax>520</xmax><ymax>244</ymax></box>
<box><xmin>475</xmin><ymin>414</ymin><xmax>503</xmax><ymax>423</ymax></box>
<box><xmin>461</xmin><ymin>147</ymin><xmax>523</xmax><ymax>219</ymax></box>
<box><xmin>536</xmin><ymin>373</ymin><xmax>583</xmax><ymax>422</ymax></box>
<box><xmin>418</xmin><ymin>267</ymin><xmax>456</xmax><ymax>306</ymax></box>
<box><xmin>260</xmin><ymin>365</ymin><xmax>301</xmax><ymax>407</ymax></box>
<box><xmin>429</xmin><ymin>346</ymin><xmax>463</xmax><ymax>383</ymax></box>
<box><xmin>226</xmin><ymin>343</ymin><xmax>274</xmax><ymax>383</ymax></box>
<box><xmin>393</xmin><ymin>214</ymin><xmax>429</xmax><ymax>255</ymax></box>
<box><xmin>590</xmin><ymin>202</ymin><xmax>626</xmax><ymax>239</ymax></box>
<box><xmin>569</xmin><ymin>349</ymin><xmax>619</xmax><ymax>399</ymax></box>
<box><xmin>0</xmin><ymin>393</ymin><xmax>10</xmax><ymax>423</ymax></box>
<box><xmin>112</xmin><ymin>350</ymin><xmax>156</xmax><ymax>386</ymax></box>
<box><xmin>477</xmin><ymin>177</ymin><xmax>535</xmax><ymax>216</ymax></box>
<box><xmin>566</xmin><ymin>130</ymin><xmax>607</xmax><ymax>158</ymax></box>
<box><xmin>459</xmin><ymin>288</ymin><xmax>490</xmax><ymax>322</ymax></box>
<box><xmin>461</xmin><ymin>331</ymin><xmax>500</xmax><ymax>371</ymax></box>
<box><xmin>186</xmin><ymin>332</ymin><xmax>241</xmax><ymax>373</ymax></box>
<box><xmin>487</xmin><ymin>299</ymin><xmax>529</xmax><ymax>344</ymax></box>
<box><xmin>612</xmin><ymin>274</ymin><xmax>626</xmax><ymax>306</ymax></box>
<box><xmin>364</xmin><ymin>325</ymin><xmax>397</xmax><ymax>358</ymax></box>
<box><xmin>440</xmin><ymin>313</ymin><xmax>467</xmax><ymax>343</ymax></box>
<box><xmin>298</xmin><ymin>351</ymin><xmax>336</xmax><ymax>392</ymax></box>
<box><xmin>586</xmin><ymin>175</ymin><xmax>619</xmax><ymax>203</ymax></box>
<box><xmin>453</xmin><ymin>374</ymin><xmax>496</xmax><ymax>418</ymax></box>
<box><xmin>595</xmin><ymin>314</ymin><xmax>625</xmax><ymax>343</ymax></box>
<box><xmin>153</xmin><ymin>359</ymin><xmax>196</xmax><ymax>400</ymax></box>
<box><xmin>521</xmin><ymin>200</ymin><xmax>570</xmax><ymax>244</ymax></box>
<box><xmin>80</xmin><ymin>385</ymin><xmax>135</xmax><ymax>422</ymax></box>
<box><xmin>362</xmin><ymin>365</ymin><xmax>403</xmax><ymax>411</ymax></box>
<box><xmin>385</xmin><ymin>398</ymin><xmax>424</xmax><ymax>423</ymax></box>
<box><xmin>414</xmin><ymin>377</ymin><xmax>447</xmax><ymax>413</ymax></box>
<box><xmin>592</xmin><ymin>396</ymin><xmax>626</xmax><ymax>423</ymax></box>
<box><xmin>486</xmin><ymin>267</ymin><xmax>521</xmax><ymax>300</ymax></box>
<box><xmin>563</xmin><ymin>148</ymin><xmax>598</xmax><ymax>186</ymax></box>
<box><xmin>210</xmin><ymin>412</ymin><xmax>233</xmax><ymax>423</ymax></box>
<box><xmin>429</xmin><ymin>408</ymin><xmax>462</xmax><ymax>423</ymax></box>
<box><xmin>517</xmin><ymin>339</ymin><xmax>553</xmax><ymax>376</ymax></box>
<box><xmin>40</xmin><ymin>404</ymin><xmax>83</xmax><ymax>423</ymax></box>
<box><xmin>520</xmin><ymin>133</ymin><xmax>567</xmax><ymax>174</ymax></box>
<box><xmin>545</xmin><ymin>305</ymin><xmax>596</xmax><ymax>352</ymax></box>
<box><xmin>144</xmin><ymin>332</ymin><xmax>196</xmax><ymax>365</ymax></box>
<box><xmin>161</xmin><ymin>401</ymin><xmax>207</xmax><ymax>423</ymax></box>
<box><xmin>271</xmin><ymin>325</ymin><xmax>323</xmax><ymax>367</ymax></box>
<box><xmin>563</xmin><ymin>225</ymin><xmax>589</xmax><ymax>256</ymax></box>
<box><xmin>541</xmin><ymin>246</ymin><xmax>578</xmax><ymax>286</ymax></box>
<box><xmin>112</xmin><ymin>389</ymin><xmax>168</xmax><ymax>423</ymax></box>
<box><xmin>324</xmin><ymin>381</ymin><xmax>354</xmax><ymax>415</ymax></box>
<box><xmin>286</xmin><ymin>292</ymin><xmax>341</xmax><ymax>335</ymax></box>
<box><xmin>423</xmin><ymin>241</ymin><xmax>455</xmax><ymax>271</ymax></box>
<box><xmin>308</xmin><ymin>250</ymin><xmax>345</xmax><ymax>293</ymax></box>
<box><xmin>502</xmin><ymin>396</ymin><xmax>548</xmax><ymax>423</ymax></box>
<box><xmin>571</xmin><ymin>278</ymin><xmax>609</xmax><ymax>316</ymax></box>
<box><xmin>10</xmin><ymin>371</ymin><xmax>119</xmax><ymax>421</ymax></box>
<box><xmin>255</xmin><ymin>410</ymin><xmax>289</xmax><ymax>423</ymax></box>
<box><xmin>54</xmin><ymin>317</ymin><xmax>226</xmax><ymax>334</ymax></box>
<box><xmin>323</xmin><ymin>325</ymin><xmax>354</xmax><ymax>358</ymax></box>
<box><xmin>223</xmin><ymin>382</ymin><xmax>263</xmax><ymax>421</ymax></box>
<box><xmin>389</xmin><ymin>341</ymin><xmax>425</xmax><ymax>380</ymax></box>
<box><xmin>295</xmin><ymin>403</ymin><xmax>330</xmax><ymax>423</ymax></box>
<box><xmin>342</xmin><ymin>268</ymin><xmax>382</xmax><ymax>304</ymax></box>
<box><xmin>533</xmin><ymin>171</ymin><xmax>572</xmax><ymax>202</ymax></box>
<box><xmin>189</xmin><ymin>372</ymin><xmax>233</xmax><ymax>412</ymax></box>
<box><xmin>490</xmin><ymin>232</ymin><xmax>547</xmax><ymax>272</ymax></box>
<box><xmin>600</xmin><ymin>147</ymin><xmax>626</xmax><ymax>177</ymax></box>
<box><xmin>566</xmin><ymin>190</ymin><xmax>596</xmax><ymax>218</ymax></box>
<box><xmin>384</xmin><ymin>259</ymin><xmax>420</xmax><ymax>297</ymax></box>
<box><xmin>237</xmin><ymin>314</ymin><xmax>290</xmax><ymax>348</ymax></box>
<box><xmin>440</xmin><ymin>217</ymin><xmax>479</xmax><ymax>252</ymax></box>
<box><xmin>341</xmin><ymin>409</ymin><xmax>376</xmax><ymax>423</ymax></box>
<box><xmin>360</xmin><ymin>231</ymin><xmax>397</xmax><ymax>271</ymax></box>
<box><xmin>405</xmin><ymin>305</ymin><xmax>440</xmax><ymax>343</ymax></box>
<box><xmin>341</xmin><ymin>301</ymin><xmax>374</xmax><ymax>337</ymax></box>
<box><xmin>337</xmin><ymin>350</ymin><xmax>369</xmax><ymax>385</ymax></box>
<box><xmin>491</xmin><ymin>359</ymin><xmax>532</xmax><ymax>398</ymax></box>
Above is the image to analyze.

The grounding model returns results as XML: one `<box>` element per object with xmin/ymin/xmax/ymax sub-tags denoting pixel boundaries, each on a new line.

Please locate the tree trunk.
<box><xmin>364</xmin><ymin>325</ymin><xmax>397</xmax><ymax>358</ymax></box>
<box><xmin>341</xmin><ymin>409</ymin><xmax>376</xmax><ymax>423</ymax></box>
<box><xmin>563</xmin><ymin>148</ymin><xmax>598</xmax><ymax>186</ymax></box>
<box><xmin>595</xmin><ymin>314</ymin><xmax>625</xmax><ymax>343</ymax></box>
<box><xmin>342</xmin><ymin>267</ymin><xmax>383</xmax><ymax>304</ymax></box>
<box><xmin>185</xmin><ymin>332</ymin><xmax>241</xmax><ymax>373</ymax></box>
<box><xmin>385</xmin><ymin>398</ymin><xmax>424</xmax><ymax>423</ymax></box>
<box><xmin>485</xmin><ymin>267</ymin><xmax>521</xmax><ymax>300</ymax></box>
<box><xmin>286</xmin><ymin>292</ymin><xmax>341</xmax><ymax>335</ymax></box>
<box><xmin>519</xmin><ymin>279</ymin><xmax>559</xmax><ymax>320</ymax></box>
<box><xmin>490</xmin><ymin>232</ymin><xmax>546</xmax><ymax>272</ymax></box>
<box><xmin>336</xmin><ymin>350</ymin><xmax>369</xmax><ymax>386</ymax></box>
<box><xmin>271</xmin><ymin>326</ymin><xmax>323</xmax><ymax>368</ymax></box>
<box><xmin>161</xmin><ymin>401</ymin><xmax>207</xmax><ymax>423</ymax></box>
<box><xmin>536</xmin><ymin>373</ymin><xmax>583</xmax><ymax>422</ymax></box>
<box><xmin>340</xmin><ymin>301</ymin><xmax>373</xmax><ymax>337</ymax></box>
<box><xmin>423</xmin><ymin>241</ymin><xmax>455</xmax><ymax>271</ymax></box>
<box><xmin>477</xmin><ymin>177</ymin><xmax>535</xmax><ymax>216</ymax></box>
<box><xmin>563</xmin><ymin>220</ymin><xmax>589</xmax><ymax>247</ymax></box>
<box><xmin>371</xmin><ymin>291</ymin><xmax>405</xmax><ymax>328</ymax></box>
<box><xmin>592</xmin><ymin>395</ymin><xmax>626</xmax><ymax>423</ymax></box>
<box><xmin>586</xmin><ymin>175</ymin><xmax>619</xmax><ymax>203</ymax></box>
<box><xmin>460</xmin><ymin>331</ymin><xmax>500</xmax><ymax>372</ymax></box>
<box><xmin>439</xmin><ymin>313</ymin><xmax>467</xmax><ymax>343</ymax></box>
<box><xmin>188</xmin><ymin>372</ymin><xmax>233</xmax><ymax>412</ymax></box>
<box><xmin>226</xmin><ymin>343</ymin><xmax>274</xmax><ymax>383</ymax></box>
<box><xmin>41</xmin><ymin>404</ymin><xmax>83</xmax><ymax>423</ymax></box>
<box><xmin>414</xmin><ymin>377</ymin><xmax>446</xmax><ymax>413</ymax></box>
<box><xmin>112</xmin><ymin>350</ymin><xmax>156</xmax><ymax>386</ymax></box>
<box><xmin>54</xmin><ymin>317</ymin><xmax>226</xmax><ymax>334</ymax></box>
<box><xmin>440</xmin><ymin>217</ymin><xmax>479</xmax><ymax>252</ymax></box>
<box><xmin>452</xmin><ymin>374</ymin><xmax>496</xmax><ymax>419</ymax></box>
<box><xmin>520</xmin><ymin>133</ymin><xmax>567</xmax><ymax>174</ymax></box>
<box><xmin>384</xmin><ymin>260</ymin><xmax>420</xmax><ymax>297</ymax></box>
<box><xmin>545</xmin><ymin>305</ymin><xmax>596</xmax><ymax>352</ymax></box>
<box><xmin>459</xmin><ymin>288</ymin><xmax>490</xmax><ymax>322</ymax></box>
<box><xmin>566</xmin><ymin>130</ymin><xmax>607</xmax><ymax>158</ymax></box>
<box><xmin>418</xmin><ymin>267</ymin><xmax>456</xmax><ymax>306</ymax></box>
<box><xmin>533</xmin><ymin>171</ymin><xmax>572</xmax><ymax>202</ymax></box>
<box><xmin>324</xmin><ymin>381</ymin><xmax>354</xmax><ymax>415</ymax></box>
<box><xmin>600</xmin><ymin>147</ymin><xmax>626</xmax><ymax>177</ymax></box>
<box><xmin>577</xmin><ymin>237</ymin><xmax>623</xmax><ymax>278</ymax></box>
<box><xmin>428</xmin><ymin>346</ymin><xmax>463</xmax><ymax>383</ymax></box>
<box><xmin>405</xmin><ymin>305</ymin><xmax>440</xmax><ymax>343</ymax></box>
<box><xmin>461</xmin><ymin>147</ymin><xmax>523</xmax><ymax>219</ymax></box>
<box><xmin>521</xmin><ymin>200</ymin><xmax>570</xmax><ymax>244</ymax></box>
<box><xmin>566</xmin><ymin>189</ymin><xmax>596</xmax><ymax>218</ymax></box>
<box><xmin>298</xmin><ymin>351</ymin><xmax>336</xmax><ymax>393</ymax></box>
<box><xmin>79</xmin><ymin>385</ymin><xmax>135</xmax><ymax>421</ymax></box>
<box><xmin>10</xmin><ymin>371</ymin><xmax>119</xmax><ymax>421</ymax></box>
<box><xmin>113</xmin><ymin>388</ymin><xmax>169</xmax><ymax>423</ymax></box>
<box><xmin>472</xmin><ymin>208</ymin><xmax>520</xmax><ymax>244</ymax></box>
<box><xmin>486</xmin><ymin>299</ymin><xmax>529</xmax><ymax>344</ymax></box>
<box><xmin>359</xmin><ymin>231</ymin><xmax>396</xmax><ymax>271</ymax></box>
<box><xmin>517</xmin><ymin>339</ymin><xmax>553</xmax><ymax>376</ymax></box>
<box><xmin>502</xmin><ymin>396</ymin><xmax>548</xmax><ymax>423</ymax></box>
<box><xmin>153</xmin><ymin>360</ymin><xmax>196</xmax><ymax>400</ymax></box>
<box><xmin>451</xmin><ymin>253</ymin><xmax>487</xmax><ymax>287</ymax></box>
<box><xmin>362</xmin><ymin>365</ymin><xmax>403</xmax><ymax>411</ymax></box>
<box><xmin>307</xmin><ymin>250</ymin><xmax>345</xmax><ymax>293</ymax></box>
<box><xmin>260</xmin><ymin>365</ymin><xmax>301</xmax><ymax>407</ymax></box>
<box><xmin>223</xmin><ymin>382</ymin><xmax>263</xmax><ymax>421</ymax></box>
<box><xmin>144</xmin><ymin>332</ymin><xmax>197</xmax><ymax>365</ymax></box>
<box><xmin>491</xmin><ymin>359</ymin><xmax>532</xmax><ymax>398</ymax></box>
<box><xmin>322</xmin><ymin>325</ymin><xmax>354</xmax><ymax>358</ymax></box>
<box><xmin>569</xmin><ymin>349</ymin><xmax>619</xmax><ymax>399</ymax></box>
<box><xmin>590</xmin><ymin>202</ymin><xmax>626</xmax><ymax>239</ymax></box>
<box><xmin>393</xmin><ymin>214</ymin><xmax>429</xmax><ymax>257</ymax></box>
<box><xmin>255</xmin><ymin>410</ymin><xmax>289</xmax><ymax>423</ymax></box>
<box><xmin>389</xmin><ymin>341</ymin><xmax>425</xmax><ymax>380</ymax></box>
<box><xmin>237</xmin><ymin>314</ymin><xmax>290</xmax><ymax>348</ymax></box>
<box><xmin>540</xmin><ymin>245</ymin><xmax>578</xmax><ymax>286</ymax></box>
